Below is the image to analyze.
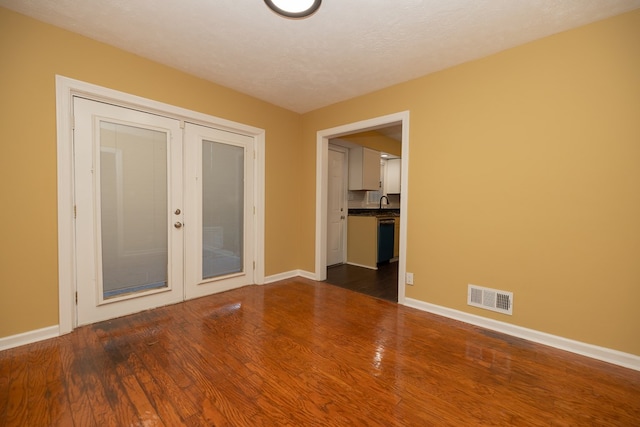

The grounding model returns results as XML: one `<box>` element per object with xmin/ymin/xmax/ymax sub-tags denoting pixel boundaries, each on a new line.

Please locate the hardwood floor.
<box><xmin>326</xmin><ymin>262</ymin><xmax>398</xmax><ymax>302</ymax></box>
<box><xmin>1</xmin><ymin>277</ymin><xmax>639</xmax><ymax>426</ymax></box>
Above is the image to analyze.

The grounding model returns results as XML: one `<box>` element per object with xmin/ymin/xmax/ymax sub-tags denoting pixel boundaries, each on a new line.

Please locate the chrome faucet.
<box><xmin>379</xmin><ymin>195</ymin><xmax>389</xmax><ymax>209</ymax></box>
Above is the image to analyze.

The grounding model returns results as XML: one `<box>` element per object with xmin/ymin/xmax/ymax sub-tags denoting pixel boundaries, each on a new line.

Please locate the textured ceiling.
<box><xmin>2</xmin><ymin>0</ymin><xmax>639</xmax><ymax>113</ymax></box>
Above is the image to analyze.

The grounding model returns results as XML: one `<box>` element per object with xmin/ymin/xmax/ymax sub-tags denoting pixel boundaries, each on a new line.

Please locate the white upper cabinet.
<box><xmin>348</xmin><ymin>146</ymin><xmax>380</xmax><ymax>190</ymax></box>
<box><xmin>385</xmin><ymin>158</ymin><xmax>401</xmax><ymax>194</ymax></box>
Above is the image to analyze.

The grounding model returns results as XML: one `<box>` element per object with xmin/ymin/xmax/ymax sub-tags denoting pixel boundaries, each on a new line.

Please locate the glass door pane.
<box><xmin>99</xmin><ymin>122</ymin><xmax>168</xmax><ymax>299</ymax></box>
<box><xmin>202</xmin><ymin>140</ymin><xmax>244</xmax><ymax>279</ymax></box>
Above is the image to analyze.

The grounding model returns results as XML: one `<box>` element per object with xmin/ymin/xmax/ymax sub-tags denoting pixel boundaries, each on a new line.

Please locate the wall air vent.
<box><xmin>467</xmin><ymin>284</ymin><xmax>513</xmax><ymax>315</ymax></box>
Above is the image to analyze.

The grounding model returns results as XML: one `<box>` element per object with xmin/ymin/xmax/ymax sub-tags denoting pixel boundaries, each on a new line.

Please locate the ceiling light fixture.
<box><xmin>264</xmin><ymin>0</ymin><xmax>322</xmax><ymax>19</ymax></box>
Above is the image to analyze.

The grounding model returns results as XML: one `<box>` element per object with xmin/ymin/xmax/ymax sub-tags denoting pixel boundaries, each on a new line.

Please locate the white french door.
<box><xmin>74</xmin><ymin>97</ymin><xmax>254</xmax><ymax>326</ymax></box>
<box><xmin>184</xmin><ymin>123</ymin><xmax>254</xmax><ymax>299</ymax></box>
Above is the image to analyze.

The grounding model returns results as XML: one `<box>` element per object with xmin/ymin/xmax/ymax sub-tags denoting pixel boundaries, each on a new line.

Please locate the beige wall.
<box><xmin>340</xmin><ymin>131</ymin><xmax>402</xmax><ymax>156</ymax></box>
<box><xmin>2</xmin><ymin>6</ymin><xmax>639</xmax><ymax>358</ymax></box>
<box><xmin>302</xmin><ymin>10</ymin><xmax>640</xmax><ymax>356</ymax></box>
<box><xmin>0</xmin><ymin>8</ymin><xmax>302</xmax><ymax>337</ymax></box>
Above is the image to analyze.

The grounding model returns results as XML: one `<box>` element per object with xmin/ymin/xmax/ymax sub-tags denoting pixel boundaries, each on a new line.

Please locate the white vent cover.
<box><xmin>468</xmin><ymin>284</ymin><xmax>513</xmax><ymax>315</ymax></box>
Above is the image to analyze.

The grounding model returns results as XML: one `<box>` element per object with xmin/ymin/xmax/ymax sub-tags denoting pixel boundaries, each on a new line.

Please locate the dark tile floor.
<box><xmin>325</xmin><ymin>262</ymin><xmax>399</xmax><ymax>302</ymax></box>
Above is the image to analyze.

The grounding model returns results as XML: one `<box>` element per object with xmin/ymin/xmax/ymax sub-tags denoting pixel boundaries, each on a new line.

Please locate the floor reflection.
<box><xmin>11</xmin><ymin>279</ymin><xmax>633</xmax><ymax>425</ymax></box>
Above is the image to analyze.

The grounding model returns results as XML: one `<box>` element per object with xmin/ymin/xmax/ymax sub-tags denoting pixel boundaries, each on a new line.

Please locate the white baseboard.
<box><xmin>404</xmin><ymin>298</ymin><xmax>640</xmax><ymax>372</ymax></box>
<box><xmin>346</xmin><ymin>262</ymin><xmax>377</xmax><ymax>270</ymax></box>
<box><xmin>297</xmin><ymin>270</ymin><xmax>317</xmax><ymax>280</ymax></box>
<box><xmin>264</xmin><ymin>270</ymin><xmax>318</xmax><ymax>284</ymax></box>
<box><xmin>0</xmin><ymin>325</ymin><xmax>60</xmax><ymax>352</ymax></box>
<box><xmin>264</xmin><ymin>270</ymin><xmax>305</xmax><ymax>283</ymax></box>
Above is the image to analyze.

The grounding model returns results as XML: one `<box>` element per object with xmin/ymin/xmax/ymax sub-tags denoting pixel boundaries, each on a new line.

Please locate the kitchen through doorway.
<box><xmin>319</xmin><ymin>114</ymin><xmax>408</xmax><ymax>303</ymax></box>
<box><xmin>326</xmin><ymin>262</ymin><xmax>398</xmax><ymax>302</ymax></box>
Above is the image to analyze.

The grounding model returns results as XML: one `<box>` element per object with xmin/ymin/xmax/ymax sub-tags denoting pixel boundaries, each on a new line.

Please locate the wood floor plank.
<box><xmin>170</xmin><ymin>335</ymin><xmax>258</xmax><ymax>426</ymax></box>
<box><xmin>95</xmin><ymin>319</ymin><xmax>170</xmax><ymax>427</ymax></box>
<box><xmin>0</xmin><ymin>349</ymin><xmax>13</xmax><ymax>426</ymax></box>
<box><xmin>3</xmin><ymin>347</ymin><xmax>28</xmax><ymax>426</ymax></box>
<box><xmin>59</xmin><ymin>332</ymin><xmax>98</xmax><ymax>427</ymax></box>
<box><xmin>140</xmin><ymin>312</ymin><xmax>237</xmax><ymax>426</ymax></box>
<box><xmin>26</xmin><ymin>342</ymin><xmax>57</xmax><ymax>427</ymax></box>
<box><xmin>99</xmin><ymin>308</ymin><xmax>213</xmax><ymax>425</ymax></box>
<box><xmin>132</xmin><ymin>340</ymin><xmax>203</xmax><ymax>423</ymax></box>
<box><xmin>76</xmin><ymin>326</ymin><xmax>133</xmax><ymax>427</ymax></box>
<box><xmin>1</xmin><ymin>278</ymin><xmax>639</xmax><ymax>426</ymax></box>
<box><xmin>37</xmin><ymin>339</ymin><xmax>75</xmax><ymax>427</ymax></box>
<box><xmin>123</xmin><ymin>349</ymin><xmax>189</xmax><ymax>425</ymax></box>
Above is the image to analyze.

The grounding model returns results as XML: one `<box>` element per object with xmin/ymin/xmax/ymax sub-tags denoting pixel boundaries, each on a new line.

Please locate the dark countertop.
<box><xmin>348</xmin><ymin>208</ymin><xmax>400</xmax><ymax>217</ymax></box>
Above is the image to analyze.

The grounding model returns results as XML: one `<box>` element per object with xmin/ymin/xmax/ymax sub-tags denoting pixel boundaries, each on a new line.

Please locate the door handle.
<box><xmin>341</xmin><ymin>216</ymin><xmax>345</xmax><ymax>220</ymax></box>
<box><xmin>174</xmin><ymin>222</ymin><xmax>183</xmax><ymax>229</ymax></box>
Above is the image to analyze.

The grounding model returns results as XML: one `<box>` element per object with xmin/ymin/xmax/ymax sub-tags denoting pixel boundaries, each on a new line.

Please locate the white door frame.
<box><xmin>315</xmin><ymin>111</ymin><xmax>410</xmax><ymax>303</ymax></box>
<box><xmin>56</xmin><ymin>75</ymin><xmax>265</xmax><ymax>335</ymax></box>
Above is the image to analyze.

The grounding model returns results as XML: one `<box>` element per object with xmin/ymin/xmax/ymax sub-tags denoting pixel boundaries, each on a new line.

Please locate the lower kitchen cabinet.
<box><xmin>347</xmin><ymin>215</ymin><xmax>398</xmax><ymax>269</ymax></box>
<box><xmin>347</xmin><ymin>216</ymin><xmax>378</xmax><ymax>269</ymax></box>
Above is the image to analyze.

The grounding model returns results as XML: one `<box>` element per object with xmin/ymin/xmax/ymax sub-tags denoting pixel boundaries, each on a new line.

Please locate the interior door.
<box><xmin>183</xmin><ymin>123</ymin><xmax>254</xmax><ymax>299</ymax></box>
<box><xmin>327</xmin><ymin>146</ymin><xmax>347</xmax><ymax>266</ymax></box>
<box><xmin>74</xmin><ymin>97</ymin><xmax>184</xmax><ymax>326</ymax></box>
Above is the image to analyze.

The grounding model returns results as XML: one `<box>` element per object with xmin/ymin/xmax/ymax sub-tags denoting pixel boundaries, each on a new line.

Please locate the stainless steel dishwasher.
<box><xmin>377</xmin><ymin>218</ymin><xmax>395</xmax><ymax>263</ymax></box>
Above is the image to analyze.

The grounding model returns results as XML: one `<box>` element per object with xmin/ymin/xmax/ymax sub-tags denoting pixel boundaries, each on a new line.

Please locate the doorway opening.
<box><xmin>315</xmin><ymin>112</ymin><xmax>410</xmax><ymax>304</ymax></box>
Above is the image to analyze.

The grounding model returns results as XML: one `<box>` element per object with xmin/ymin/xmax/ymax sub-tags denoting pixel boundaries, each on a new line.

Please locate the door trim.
<box><xmin>315</xmin><ymin>111</ymin><xmax>410</xmax><ymax>303</ymax></box>
<box><xmin>56</xmin><ymin>75</ymin><xmax>265</xmax><ymax>334</ymax></box>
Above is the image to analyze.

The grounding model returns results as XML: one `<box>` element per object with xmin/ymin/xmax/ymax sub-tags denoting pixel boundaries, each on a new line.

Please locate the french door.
<box><xmin>74</xmin><ymin>97</ymin><xmax>254</xmax><ymax>325</ymax></box>
<box><xmin>183</xmin><ymin>123</ymin><xmax>254</xmax><ymax>299</ymax></box>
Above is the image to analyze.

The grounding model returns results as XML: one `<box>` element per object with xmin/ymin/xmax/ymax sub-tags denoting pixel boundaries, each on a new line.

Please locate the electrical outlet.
<box><xmin>406</xmin><ymin>272</ymin><xmax>414</xmax><ymax>285</ymax></box>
